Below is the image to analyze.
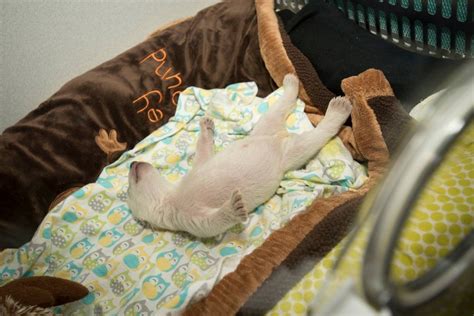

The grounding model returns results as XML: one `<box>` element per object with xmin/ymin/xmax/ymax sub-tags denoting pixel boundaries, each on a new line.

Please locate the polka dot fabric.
<box><xmin>392</xmin><ymin>123</ymin><xmax>474</xmax><ymax>283</ymax></box>
<box><xmin>268</xmin><ymin>123</ymin><xmax>473</xmax><ymax>315</ymax></box>
<box><xmin>267</xmin><ymin>246</ymin><xmax>342</xmax><ymax>315</ymax></box>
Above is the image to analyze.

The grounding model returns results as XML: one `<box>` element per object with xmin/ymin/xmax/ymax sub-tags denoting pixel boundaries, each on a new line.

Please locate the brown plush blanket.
<box><xmin>0</xmin><ymin>0</ymin><xmax>412</xmax><ymax>314</ymax></box>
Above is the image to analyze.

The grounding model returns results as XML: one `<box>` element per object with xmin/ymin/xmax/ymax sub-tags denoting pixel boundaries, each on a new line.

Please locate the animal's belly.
<box><xmin>180</xmin><ymin>137</ymin><xmax>285</xmax><ymax>211</ymax></box>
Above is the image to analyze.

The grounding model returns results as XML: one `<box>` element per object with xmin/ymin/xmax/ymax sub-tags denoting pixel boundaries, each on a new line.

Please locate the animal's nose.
<box><xmin>130</xmin><ymin>161</ymin><xmax>143</xmax><ymax>183</ymax></box>
<box><xmin>132</xmin><ymin>161</ymin><xmax>149</xmax><ymax>170</ymax></box>
<box><xmin>130</xmin><ymin>162</ymin><xmax>152</xmax><ymax>183</ymax></box>
<box><xmin>131</xmin><ymin>161</ymin><xmax>146</xmax><ymax>169</ymax></box>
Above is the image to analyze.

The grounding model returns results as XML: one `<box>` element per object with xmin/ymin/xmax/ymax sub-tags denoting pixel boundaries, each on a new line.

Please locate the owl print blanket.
<box><xmin>0</xmin><ymin>82</ymin><xmax>367</xmax><ymax>315</ymax></box>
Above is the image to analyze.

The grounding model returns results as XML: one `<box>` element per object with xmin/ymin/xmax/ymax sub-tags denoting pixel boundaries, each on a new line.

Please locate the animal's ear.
<box><xmin>0</xmin><ymin>276</ymin><xmax>88</xmax><ymax>308</ymax></box>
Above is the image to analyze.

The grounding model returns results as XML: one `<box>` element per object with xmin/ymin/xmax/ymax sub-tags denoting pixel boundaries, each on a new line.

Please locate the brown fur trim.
<box><xmin>0</xmin><ymin>296</ymin><xmax>53</xmax><ymax>316</ymax></box>
<box><xmin>185</xmin><ymin>69</ymin><xmax>391</xmax><ymax>315</ymax></box>
<box><xmin>341</xmin><ymin>69</ymin><xmax>391</xmax><ymax>170</ymax></box>
<box><xmin>342</xmin><ymin>68</ymin><xmax>394</xmax><ymax>99</ymax></box>
<box><xmin>255</xmin><ymin>0</ymin><xmax>313</xmax><ymax>106</ymax></box>
<box><xmin>368</xmin><ymin>96</ymin><xmax>414</xmax><ymax>155</ymax></box>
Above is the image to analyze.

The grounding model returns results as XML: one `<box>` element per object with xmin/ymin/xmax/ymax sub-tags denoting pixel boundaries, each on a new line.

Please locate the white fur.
<box><xmin>127</xmin><ymin>74</ymin><xmax>352</xmax><ymax>237</ymax></box>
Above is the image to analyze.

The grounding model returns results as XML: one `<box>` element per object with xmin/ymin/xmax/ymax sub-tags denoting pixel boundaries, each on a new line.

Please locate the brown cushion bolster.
<box><xmin>368</xmin><ymin>96</ymin><xmax>415</xmax><ymax>155</ymax></box>
<box><xmin>0</xmin><ymin>276</ymin><xmax>88</xmax><ymax>308</ymax></box>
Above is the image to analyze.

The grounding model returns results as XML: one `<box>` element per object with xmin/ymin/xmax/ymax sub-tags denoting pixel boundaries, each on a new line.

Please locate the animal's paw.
<box><xmin>134</xmin><ymin>217</ymin><xmax>152</xmax><ymax>229</ymax></box>
<box><xmin>326</xmin><ymin>96</ymin><xmax>352</xmax><ymax>121</ymax></box>
<box><xmin>230</xmin><ymin>190</ymin><xmax>248</xmax><ymax>222</ymax></box>
<box><xmin>283</xmin><ymin>73</ymin><xmax>299</xmax><ymax>90</ymax></box>
<box><xmin>199</xmin><ymin>117</ymin><xmax>215</xmax><ymax>134</ymax></box>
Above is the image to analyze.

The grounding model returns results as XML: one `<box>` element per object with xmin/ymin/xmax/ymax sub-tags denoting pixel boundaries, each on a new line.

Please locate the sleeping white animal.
<box><xmin>127</xmin><ymin>74</ymin><xmax>352</xmax><ymax>237</ymax></box>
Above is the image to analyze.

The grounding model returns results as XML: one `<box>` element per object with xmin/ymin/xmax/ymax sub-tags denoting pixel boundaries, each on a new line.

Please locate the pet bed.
<box><xmin>1</xmin><ymin>0</ymin><xmax>414</xmax><ymax>314</ymax></box>
<box><xmin>0</xmin><ymin>82</ymin><xmax>368</xmax><ymax>315</ymax></box>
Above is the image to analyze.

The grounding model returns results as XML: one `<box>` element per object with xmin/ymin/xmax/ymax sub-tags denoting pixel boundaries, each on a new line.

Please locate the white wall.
<box><xmin>0</xmin><ymin>0</ymin><xmax>217</xmax><ymax>132</ymax></box>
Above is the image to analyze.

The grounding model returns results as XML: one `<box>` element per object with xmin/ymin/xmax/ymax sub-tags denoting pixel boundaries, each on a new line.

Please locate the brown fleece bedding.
<box><xmin>0</xmin><ymin>0</ymin><xmax>413</xmax><ymax>314</ymax></box>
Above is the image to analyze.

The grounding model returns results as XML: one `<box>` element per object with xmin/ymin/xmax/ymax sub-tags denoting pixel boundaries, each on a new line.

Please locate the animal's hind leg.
<box><xmin>193</xmin><ymin>117</ymin><xmax>215</xmax><ymax>167</ymax></box>
<box><xmin>282</xmin><ymin>97</ymin><xmax>352</xmax><ymax>171</ymax></box>
<box><xmin>176</xmin><ymin>190</ymin><xmax>248</xmax><ymax>238</ymax></box>
<box><xmin>250</xmin><ymin>74</ymin><xmax>299</xmax><ymax>136</ymax></box>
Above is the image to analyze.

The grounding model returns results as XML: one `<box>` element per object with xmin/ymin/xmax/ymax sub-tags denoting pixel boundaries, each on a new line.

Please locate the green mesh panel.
<box><xmin>427</xmin><ymin>0</ymin><xmax>436</xmax><ymax>15</ymax></box>
<box><xmin>357</xmin><ymin>4</ymin><xmax>365</xmax><ymax>25</ymax></box>
<box><xmin>347</xmin><ymin>0</ymin><xmax>355</xmax><ymax>20</ymax></box>
<box><xmin>390</xmin><ymin>13</ymin><xmax>399</xmax><ymax>36</ymax></box>
<box><xmin>427</xmin><ymin>23</ymin><xmax>437</xmax><ymax>47</ymax></box>
<box><xmin>441</xmin><ymin>0</ymin><xmax>451</xmax><ymax>19</ymax></box>
<box><xmin>323</xmin><ymin>0</ymin><xmax>470</xmax><ymax>57</ymax></box>
<box><xmin>455</xmin><ymin>31</ymin><xmax>466</xmax><ymax>54</ymax></box>
<box><xmin>379</xmin><ymin>10</ymin><xmax>388</xmax><ymax>31</ymax></box>
<box><xmin>414</xmin><ymin>20</ymin><xmax>423</xmax><ymax>43</ymax></box>
<box><xmin>402</xmin><ymin>16</ymin><xmax>411</xmax><ymax>40</ymax></box>
<box><xmin>457</xmin><ymin>0</ymin><xmax>468</xmax><ymax>22</ymax></box>
<box><xmin>413</xmin><ymin>0</ymin><xmax>422</xmax><ymax>12</ymax></box>
<box><xmin>367</xmin><ymin>7</ymin><xmax>376</xmax><ymax>29</ymax></box>
<box><xmin>441</xmin><ymin>27</ymin><xmax>451</xmax><ymax>50</ymax></box>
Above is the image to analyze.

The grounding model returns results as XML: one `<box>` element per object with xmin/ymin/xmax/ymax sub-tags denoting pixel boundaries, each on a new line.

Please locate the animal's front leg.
<box><xmin>175</xmin><ymin>190</ymin><xmax>248</xmax><ymax>238</ymax></box>
<box><xmin>251</xmin><ymin>74</ymin><xmax>299</xmax><ymax>136</ymax></box>
<box><xmin>282</xmin><ymin>96</ymin><xmax>352</xmax><ymax>171</ymax></box>
<box><xmin>193</xmin><ymin>117</ymin><xmax>215</xmax><ymax>167</ymax></box>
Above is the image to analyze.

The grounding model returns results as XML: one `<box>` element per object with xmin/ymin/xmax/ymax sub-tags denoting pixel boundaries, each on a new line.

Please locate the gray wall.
<box><xmin>0</xmin><ymin>0</ymin><xmax>217</xmax><ymax>132</ymax></box>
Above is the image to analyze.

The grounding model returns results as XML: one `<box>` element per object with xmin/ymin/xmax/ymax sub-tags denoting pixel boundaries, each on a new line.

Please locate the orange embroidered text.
<box><xmin>133</xmin><ymin>90</ymin><xmax>164</xmax><ymax>123</ymax></box>
<box><xmin>133</xmin><ymin>48</ymin><xmax>185</xmax><ymax>124</ymax></box>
